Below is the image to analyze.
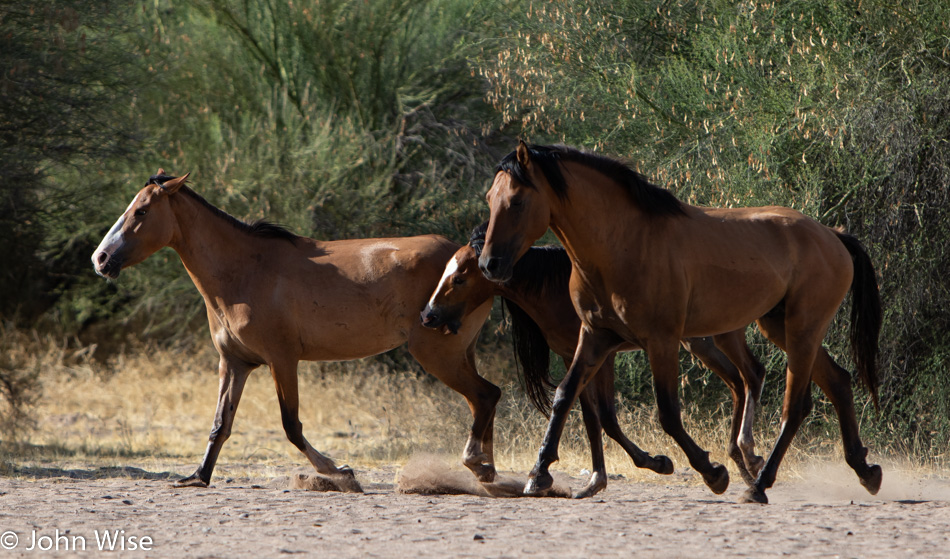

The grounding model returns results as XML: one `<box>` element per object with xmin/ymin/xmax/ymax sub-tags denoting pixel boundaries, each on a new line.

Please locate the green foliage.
<box><xmin>5</xmin><ymin>0</ymin><xmax>950</xmax><ymax>459</ymax></box>
<box><xmin>481</xmin><ymin>0</ymin><xmax>950</xmax><ymax>455</ymax></box>
<box><xmin>17</xmin><ymin>0</ymin><xmax>510</xmax><ymax>345</ymax></box>
<box><xmin>0</xmin><ymin>0</ymin><xmax>142</xmax><ymax>323</ymax></box>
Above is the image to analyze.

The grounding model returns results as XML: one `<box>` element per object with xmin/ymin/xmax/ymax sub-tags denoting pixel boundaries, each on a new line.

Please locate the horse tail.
<box><xmin>502</xmin><ymin>298</ymin><xmax>556</xmax><ymax>415</ymax></box>
<box><xmin>836</xmin><ymin>230</ymin><xmax>882</xmax><ymax>409</ymax></box>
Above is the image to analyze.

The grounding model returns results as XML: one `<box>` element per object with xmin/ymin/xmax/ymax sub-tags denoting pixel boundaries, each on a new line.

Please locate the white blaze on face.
<box><xmin>92</xmin><ymin>192</ymin><xmax>141</xmax><ymax>266</ymax></box>
<box><xmin>428</xmin><ymin>254</ymin><xmax>460</xmax><ymax>309</ymax></box>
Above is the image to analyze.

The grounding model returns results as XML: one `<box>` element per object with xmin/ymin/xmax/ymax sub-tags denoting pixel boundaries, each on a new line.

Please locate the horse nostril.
<box><xmin>96</xmin><ymin>251</ymin><xmax>109</xmax><ymax>266</ymax></box>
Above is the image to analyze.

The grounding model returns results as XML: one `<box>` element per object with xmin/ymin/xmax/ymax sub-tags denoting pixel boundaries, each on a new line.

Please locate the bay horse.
<box><xmin>479</xmin><ymin>142</ymin><xmax>882</xmax><ymax>504</ymax></box>
<box><xmin>92</xmin><ymin>170</ymin><xmax>503</xmax><ymax>491</ymax></box>
<box><xmin>421</xmin><ymin>222</ymin><xmax>769</xmax><ymax>497</ymax></box>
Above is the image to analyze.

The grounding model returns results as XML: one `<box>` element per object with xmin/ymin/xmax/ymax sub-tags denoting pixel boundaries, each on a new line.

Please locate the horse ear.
<box><xmin>516</xmin><ymin>140</ymin><xmax>531</xmax><ymax>168</ymax></box>
<box><xmin>156</xmin><ymin>168</ymin><xmax>166</xmax><ymax>176</ymax></box>
<box><xmin>160</xmin><ymin>172</ymin><xmax>189</xmax><ymax>194</ymax></box>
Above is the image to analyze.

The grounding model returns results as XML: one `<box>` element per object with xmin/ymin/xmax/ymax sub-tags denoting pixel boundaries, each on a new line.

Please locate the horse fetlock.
<box><xmin>742</xmin><ymin>453</ymin><xmax>766</xmax><ymax>477</ymax></box>
<box><xmin>703</xmin><ymin>462</ymin><xmax>730</xmax><ymax>495</ymax></box>
<box><xmin>463</xmin><ymin>456</ymin><xmax>497</xmax><ymax>483</ymax></box>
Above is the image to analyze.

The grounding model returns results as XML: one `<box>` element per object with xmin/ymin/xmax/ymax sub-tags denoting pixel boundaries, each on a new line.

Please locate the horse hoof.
<box><xmin>739</xmin><ymin>487</ymin><xmax>769</xmax><ymax>504</ymax></box>
<box><xmin>702</xmin><ymin>463</ymin><xmax>729</xmax><ymax>494</ymax></box>
<box><xmin>174</xmin><ymin>474</ymin><xmax>209</xmax><ymax>488</ymax></box>
<box><xmin>651</xmin><ymin>454</ymin><xmax>675</xmax><ymax>475</ymax></box>
<box><xmin>524</xmin><ymin>471</ymin><xmax>554</xmax><ymax>496</ymax></box>
<box><xmin>464</xmin><ymin>458</ymin><xmax>497</xmax><ymax>483</ymax></box>
<box><xmin>334</xmin><ymin>466</ymin><xmax>364</xmax><ymax>493</ymax></box>
<box><xmin>573</xmin><ymin>472</ymin><xmax>607</xmax><ymax>499</ymax></box>
<box><xmin>860</xmin><ymin>464</ymin><xmax>883</xmax><ymax>495</ymax></box>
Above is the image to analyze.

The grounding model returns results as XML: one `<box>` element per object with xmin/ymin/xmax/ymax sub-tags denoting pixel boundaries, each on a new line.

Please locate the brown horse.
<box><xmin>421</xmin><ymin>222</ymin><xmax>769</xmax><ymax>496</ymax></box>
<box><xmin>479</xmin><ymin>143</ymin><xmax>882</xmax><ymax>504</ymax></box>
<box><xmin>92</xmin><ymin>170</ymin><xmax>503</xmax><ymax>491</ymax></box>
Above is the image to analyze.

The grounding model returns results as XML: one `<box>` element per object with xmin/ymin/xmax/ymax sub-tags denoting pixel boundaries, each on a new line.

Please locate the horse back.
<box><xmin>223</xmin><ymin>234</ymin><xmax>460</xmax><ymax>363</ymax></box>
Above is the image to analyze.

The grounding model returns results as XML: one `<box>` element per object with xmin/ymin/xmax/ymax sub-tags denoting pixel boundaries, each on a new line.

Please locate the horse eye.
<box><xmin>134</xmin><ymin>208</ymin><xmax>148</xmax><ymax>217</ymax></box>
<box><xmin>452</xmin><ymin>276</ymin><xmax>465</xmax><ymax>285</ymax></box>
<box><xmin>510</xmin><ymin>197</ymin><xmax>524</xmax><ymax>207</ymax></box>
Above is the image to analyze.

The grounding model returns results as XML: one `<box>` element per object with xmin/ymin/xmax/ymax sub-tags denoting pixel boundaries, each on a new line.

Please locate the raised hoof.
<box><xmin>333</xmin><ymin>466</ymin><xmax>364</xmax><ymax>493</ymax></box>
<box><xmin>573</xmin><ymin>471</ymin><xmax>607</xmax><ymax>499</ymax></box>
<box><xmin>860</xmin><ymin>464</ymin><xmax>883</xmax><ymax>495</ymax></box>
<box><xmin>524</xmin><ymin>471</ymin><xmax>554</xmax><ymax>496</ymax></box>
<box><xmin>703</xmin><ymin>463</ymin><xmax>729</xmax><ymax>495</ymax></box>
<box><xmin>464</xmin><ymin>458</ymin><xmax>497</xmax><ymax>484</ymax></box>
<box><xmin>739</xmin><ymin>487</ymin><xmax>769</xmax><ymax>504</ymax></box>
<box><xmin>650</xmin><ymin>454</ymin><xmax>675</xmax><ymax>475</ymax></box>
<box><xmin>744</xmin><ymin>454</ymin><xmax>766</xmax><ymax>478</ymax></box>
<box><xmin>174</xmin><ymin>474</ymin><xmax>209</xmax><ymax>488</ymax></box>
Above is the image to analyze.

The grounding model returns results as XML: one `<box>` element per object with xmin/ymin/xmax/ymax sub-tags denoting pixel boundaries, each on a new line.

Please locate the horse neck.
<box><xmin>167</xmin><ymin>191</ymin><xmax>261</xmax><ymax>301</ymax></box>
<box><xmin>548</xmin><ymin>164</ymin><xmax>650</xmax><ymax>268</ymax></box>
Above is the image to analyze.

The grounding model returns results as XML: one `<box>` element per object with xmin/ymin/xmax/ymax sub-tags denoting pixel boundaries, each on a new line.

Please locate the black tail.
<box><xmin>503</xmin><ymin>298</ymin><xmax>556</xmax><ymax>415</ymax></box>
<box><xmin>836</xmin><ymin>231</ymin><xmax>882</xmax><ymax>408</ymax></box>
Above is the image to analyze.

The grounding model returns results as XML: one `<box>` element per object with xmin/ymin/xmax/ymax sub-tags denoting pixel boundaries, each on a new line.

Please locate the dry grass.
<box><xmin>1</xmin><ymin>331</ymin><xmax>941</xmax><ymax>489</ymax></box>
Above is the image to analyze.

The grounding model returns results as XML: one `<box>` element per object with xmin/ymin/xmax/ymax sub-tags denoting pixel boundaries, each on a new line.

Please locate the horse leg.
<box><xmin>681</xmin><ymin>336</ymin><xmax>757</xmax><ymax>485</ymax></box>
<box><xmin>575</xmin><ymin>378</ymin><xmax>608</xmax><ymax>499</ymax></box>
<box><xmin>754</xmin><ymin>317</ymin><xmax>882</xmax><ymax>495</ymax></box>
<box><xmin>409</xmin><ymin>310</ymin><xmax>501</xmax><ymax>483</ymax></box>
<box><xmin>525</xmin><ymin>326</ymin><xmax>620</xmax><ymax>496</ymax></box>
<box><xmin>709</xmin><ymin>332</ymin><xmax>768</xmax><ymax>480</ymax></box>
<box><xmin>811</xmin><ymin>350</ymin><xmax>883</xmax><ymax>494</ymax></box>
<box><xmin>588</xmin><ymin>359</ymin><xmax>674</xmax><ymax>478</ymax></box>
<box><xmin>648</xmin><ymin>339</ymin><xmax>729</xmax><ymax>494</ymax></box>
<box><xmin>270</xmin><ymin>359</ymin><xmax>362</xmax><ymax>493</ymax></box>
<box><xmin>741</xmin><ymin>315</ymin><xmax>821</xmax><ymax>504</ymax></box>
<box><xmin>177</xmin><ymin>355</ymin><xmax>255</xmax><ymax>487</ymax></box>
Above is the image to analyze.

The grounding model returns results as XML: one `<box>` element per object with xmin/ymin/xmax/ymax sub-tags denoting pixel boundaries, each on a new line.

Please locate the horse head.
<box><xmin>92</xmin><ymin>169</ymin><xmax>189</xmax><ymax>279</ymax></box>
<box><xmin>479</xmin><ymin>141</ymin><xmax>552</xmax><ymax>282</ymax></box>
<box><xmin>420</xmin><ymin>240</ymin><xmax>496</xmax><ymax>335</ymax></box>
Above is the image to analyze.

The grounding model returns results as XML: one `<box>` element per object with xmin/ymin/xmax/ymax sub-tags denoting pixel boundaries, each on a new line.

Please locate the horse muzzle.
<box><xmin>419</xmin><ymin>306</ymin><xmax>460</xmax><ymax>335</ymax></box>
<box><xmin>92</xmin><ymin>250</ymin><xmax>123</xmax><ymax>280</ymax></box>
<box><xmin>478</xmin><ymin>254</ymin><xmax>513</xmax><ymax>283</ymax></box>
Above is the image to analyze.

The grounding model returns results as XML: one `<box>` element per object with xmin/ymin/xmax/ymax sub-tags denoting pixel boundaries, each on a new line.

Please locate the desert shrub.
<box><xmin>477</xmin><ymin>0</ymin><xmax>950</xmax><ymax>453</ymax></box>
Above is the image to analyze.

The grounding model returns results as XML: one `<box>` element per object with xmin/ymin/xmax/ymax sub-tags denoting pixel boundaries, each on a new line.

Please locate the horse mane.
<box><xmin>469</xmin><ymin>222</ymin><xmax>571</xmax><ymax>297</ymax></box>
<box><xmin>147</xmin><ymin>173</ymin><xmax>298</xmax><ymax>243</ymax></box>
<box><xmin>496</xmin><ymin>144</ymin><xmax>686</xmax><ymax>217</ymax></box>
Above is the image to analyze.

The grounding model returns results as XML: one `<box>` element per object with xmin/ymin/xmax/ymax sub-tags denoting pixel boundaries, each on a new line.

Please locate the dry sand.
<box><xmin>1</xmin><ymin>456</ymin><xmax>948</xmax><ymax>558</ymax></box>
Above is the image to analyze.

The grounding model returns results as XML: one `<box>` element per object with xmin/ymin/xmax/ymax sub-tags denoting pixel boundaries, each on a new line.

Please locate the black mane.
<box><xmin>496</xmin><ymin>144</ymin><xmax>686</xmax><ymax>217</ymax></box>
<box><xmin>469</xmin><ymin>222</ymin><xmax>571</xmax><ymax>298</ymax></box>
<box><xmin>148</xmin><ymin>173</ymin><xmax>298</xmax><ymax>243</ymax></box>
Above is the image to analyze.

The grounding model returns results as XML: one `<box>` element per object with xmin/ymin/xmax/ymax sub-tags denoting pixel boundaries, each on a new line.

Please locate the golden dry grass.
<box><xmin>2</xmin><ymin>330</ymin><xmax>938</xmax><ymax>489</ymax></box>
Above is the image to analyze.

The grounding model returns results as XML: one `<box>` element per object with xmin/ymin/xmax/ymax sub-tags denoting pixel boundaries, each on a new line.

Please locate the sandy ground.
<box><xmin>1</xmin><ymin>457</ymin><xmax>949</xmax><ymax>558</ymax></box>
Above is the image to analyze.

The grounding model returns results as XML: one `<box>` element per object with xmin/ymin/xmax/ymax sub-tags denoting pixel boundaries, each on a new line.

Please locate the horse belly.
<box><xmin>682</xmin><ymin>267</ymin><xmax>787</xmax><ymax>337</ymax></box>
<box><xmin>294</xmin><ymin>291</ymin><xmax>416</xmax><ymax>361</ymax></box>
